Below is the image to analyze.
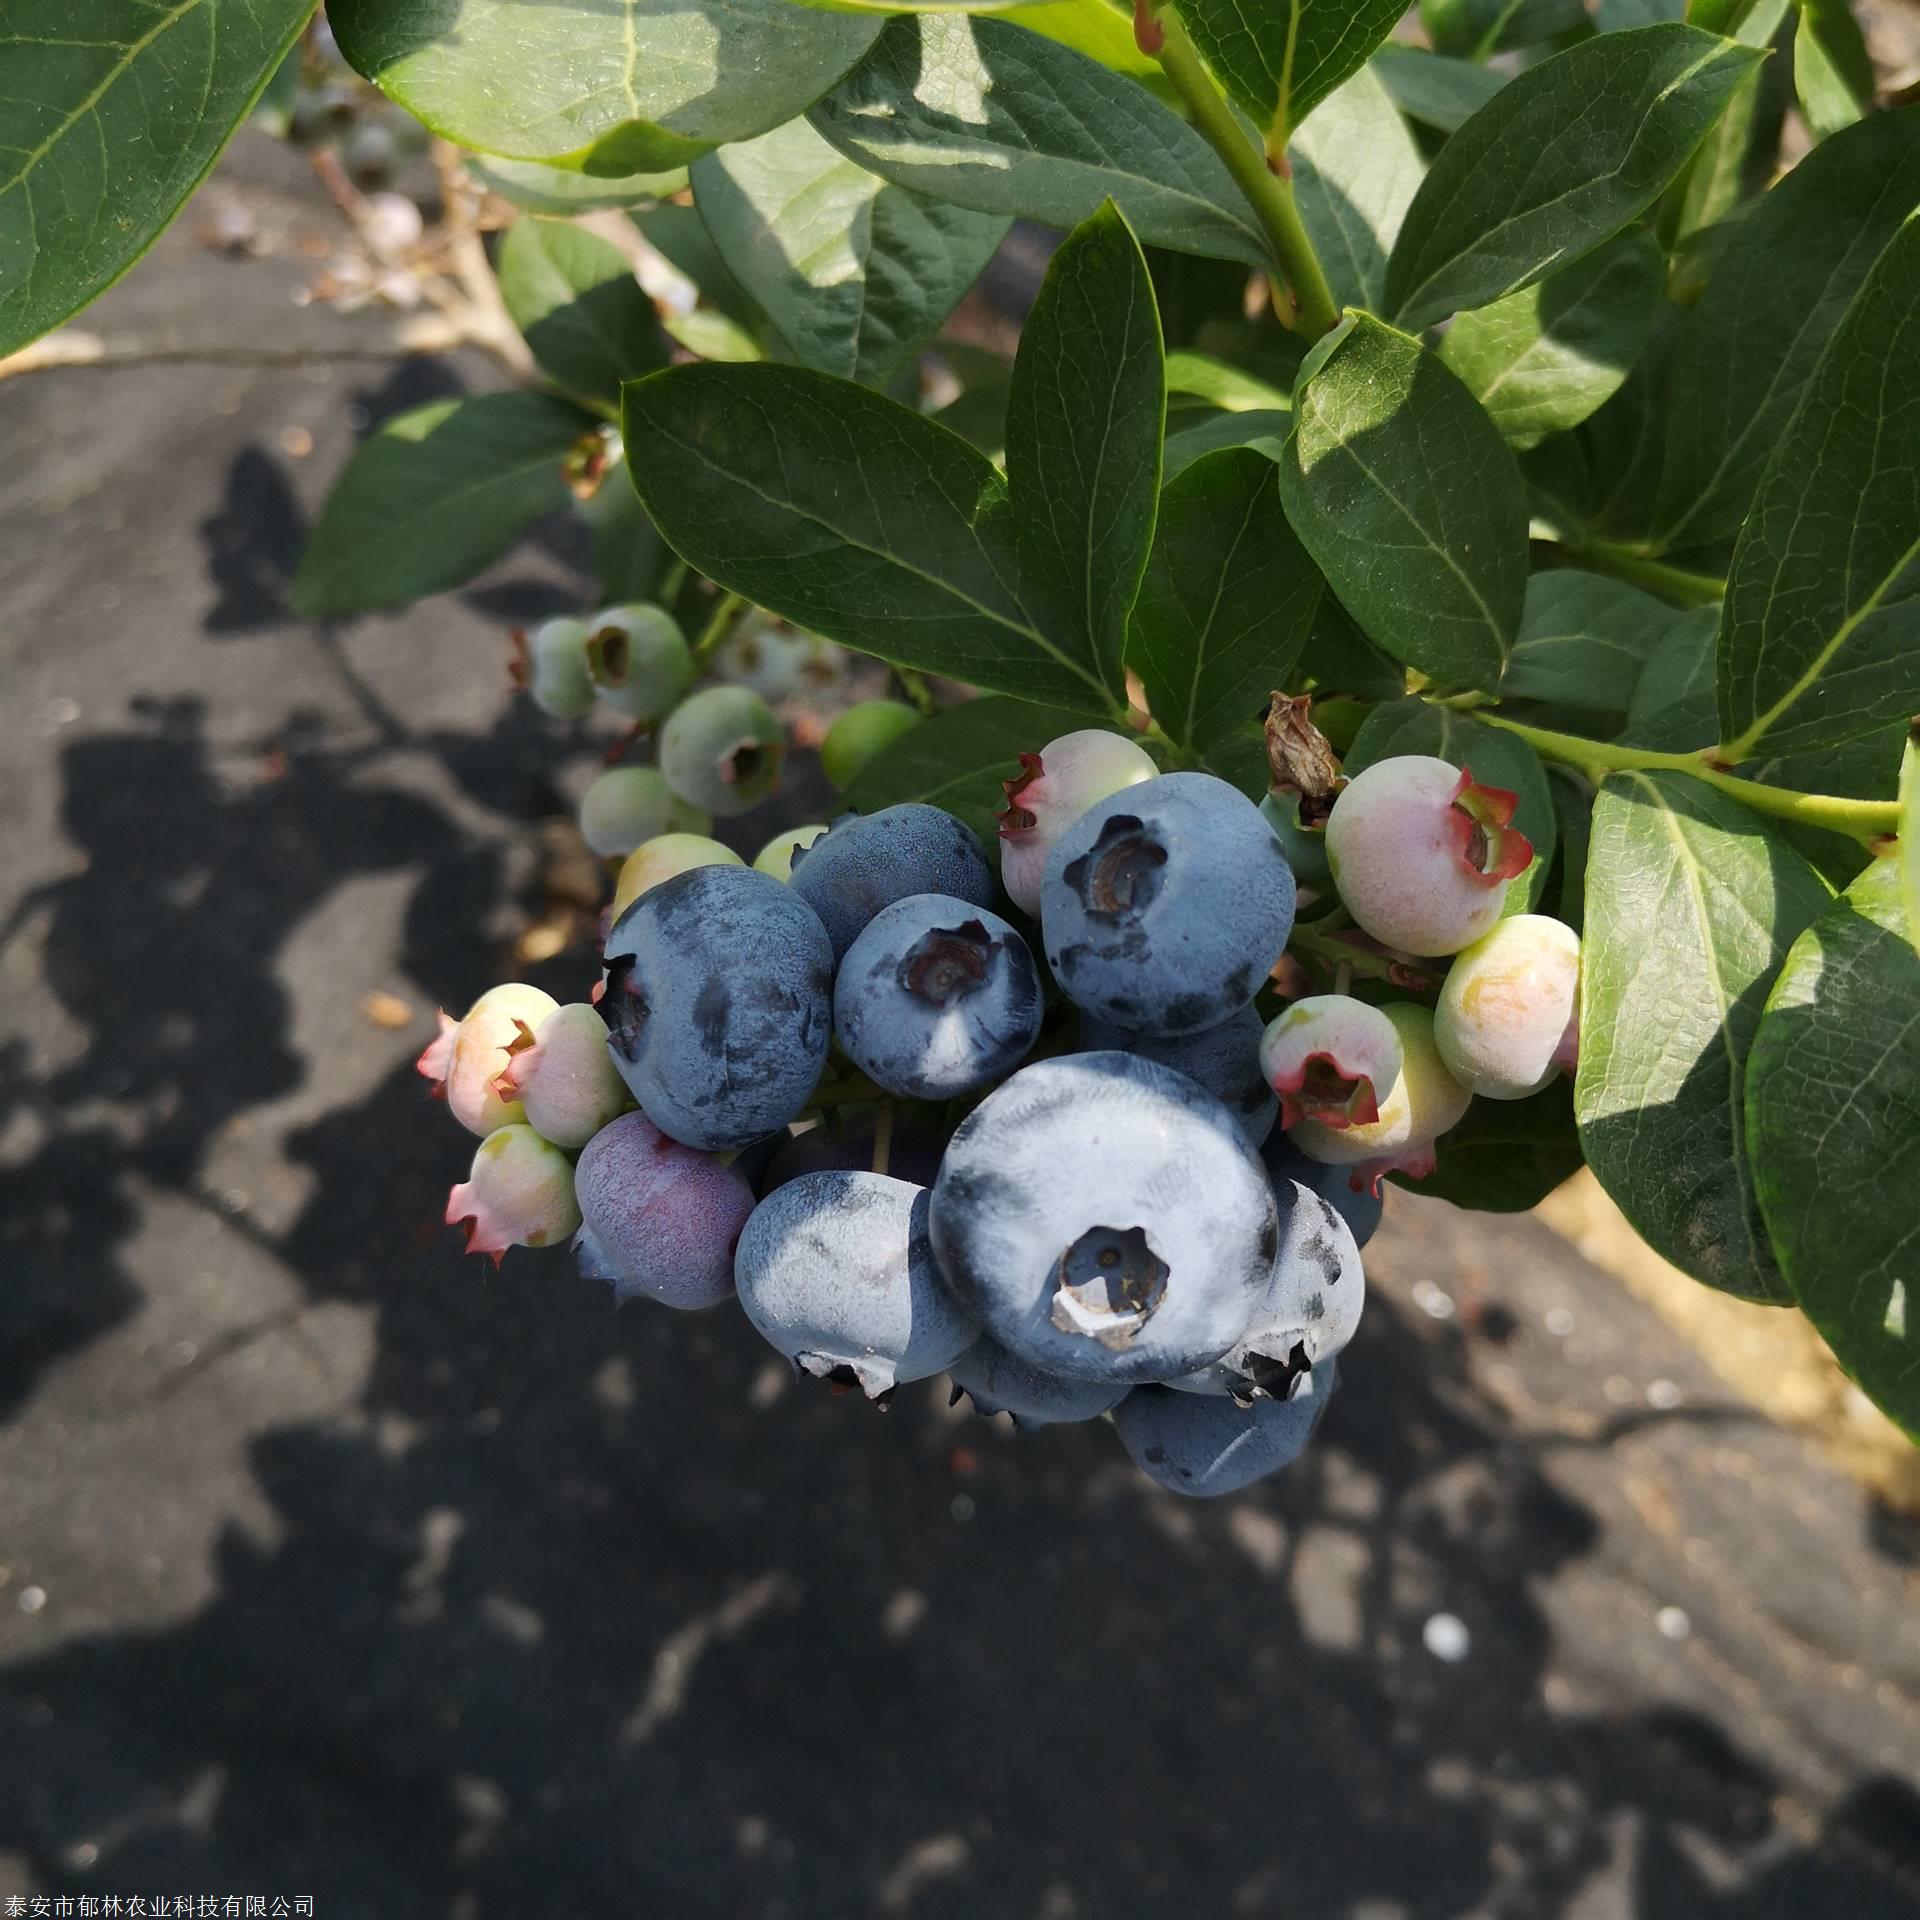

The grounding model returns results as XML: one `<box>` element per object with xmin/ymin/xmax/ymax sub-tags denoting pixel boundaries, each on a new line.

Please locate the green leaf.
<box><xmin>1717</xmin><ymin>210</ymin><xmax>1920</xmax><ymax>758</ymax></box>
<box><xmin>581</xmin><ymin>457</ymin><xmax>666</xmax><ymax>604</ymax></box>
<box><xmin>1278</xmin><ymin>314</ymin><xmax>1527</xmax><ymax>693</ymax></box>
<box><xmin>467</xmin><ymin>155</ymin><xmax>688</xmax><ymax>215</ymax></box>
<box><xmin>1747</xmin><ymin>858</ymin><xmax>1920</xmax><ymax>1435</ymax></box>
<box><xmin>292</xmin><ymin>393</ymin><xmax>593</xmax><ymax>617</ymax></box>
<box><xmin>1598</xmin><ymin>0</ymin><xmax>1687</xmax><ymax>25</ymax></box>
<box><xmin>809</xmin><ymin>15</ymin><xmax>1272</xmax><ymax>267</ymax></box>
<box><xmin>496</xmin><ymin>220</ymin><xmax>667</xmax><ymax>414</ymax></box>
<box><xmin>690</xmin><ymin>116</ymin><xmax>1007</xmax><ymax>387</ymax></box>
<box><xmin>1177</xmin><ymin>0</ymin><xmax>1407</xmax><ymax>149</ymax></box>
<box><xmin>0</xmin><ymin>0</ymin><xmax>315</xmax><ymax>358</ymax></box>
<box><xmin>1505</xmin><ymin>569</ymin><xmax>1681</xmax><ymax>715</ymax></box>
<box><xmin>1371</xmin><ymin>45</ymin><xmax>1510</xmax><ymax>133</ymax></box>
<box><xmin>1008</xmin><ymin>0</ymin><xmax>1167</xmax><ymax>85</ymax></box>
<box><xmin>1394</xmin><ymin>1078</ymin><xmax>1584</xmax><ymax>1212</ymax></box>
<box><xmin>1620</xmin><ymin>603</ymin><xmax>1721</xmax><ymax>748</ymax></box>
<box><xmin>631</xmin><ymin>204</ymin><xmax>763</xmax><ymax>333</ymax></box>
<box><xmin>1163</xmin><ymin>408</ymin><xmax>1293</xmax><ymax>480</ymax></box>
<box><xmin>329</xmin><ymin>0</ymin><xmax>880</xmax><ymax>168</ymax></box>
<box><xmin>1792</xmin><ymin>0</ymin><xmax>1874</xmax><ymax>141</ymax></box>
<box><xmin>1164</xmin><ymin>353</ymin><xmax>1290</xmax><ymax>414</ymax></box>
<box><xmin>1436</xmin><ymin>229</ymin><xmax>1665</xmax><ymax>452</ymax></box>
<box><xmin>1384</xmin><ymin>25</ymin><xmax>1764</xmax><ymax>331</ymax></box>
<box><xmin>1425</xmin><ymin>0</ymin><xmax>1594</xmax><ymax>52</ymax></box>
<box><xmin>1547</xmin><ymin>763</ymin><xmax>1594</xmax><ymax>932</ymax></box>
<box><xmin>1291</xmin><ymin>66</ymin><xmax>1427</xmax><ymax>314</ymax></box>
<box><xmin>1004</xmin><ymin>203</ymin><xmax>1162</xmax><ymax>708</ymax></box>
<box><xmin>622</xmin><ymin>363</ymin><xmax>1116</xmax><ymax>708</ymax></box>
<box><xmin>1345</xmin><ymin>698</ymin><xmax>1558</xmax><ymax>908</ymax></box>
<box><xmin>1904</xmin><ymin>733</ymin><xmax>1920</xmax><ymax>961</ymax></box>
<box><xmin>838</xmin><ymin>693</ymin><xmax>1103</xmax><ymax>836</ymax></box>
<box><xmin>1129</xmin><ymin>448</ymin><xmax>1322</xmax><ymax>762</ymax></box>
<box><xmin>1576</xmin><ymin>770</ymin><xmax>1830</xmax><ymax>1301</ymax></box>
<box><xmin>1661</xmin><ymin>0</ymin><xmax>1791</xmax><ymax>245</ymax></box>
<box><xmin>1654</xmin><ymin>107</ymin><xmax>1920</xmax><ymax>553</ymax></box>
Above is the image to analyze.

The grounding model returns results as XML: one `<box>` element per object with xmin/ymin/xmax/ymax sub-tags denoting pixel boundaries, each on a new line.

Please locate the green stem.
<box><xmin>1548</xmin><ymin>533</ymin><xmax>1725</xmax><ymax>609</ymax></box>
<box><xmin>1475</xmin><ymin>713</ymin><xmax>1903</xmax><ymax>843</ymax></box>
<box><xmin>1152</xmin><ymin>13</ymin><xmax>1340</xmax><ymax>341</ymax></box>
<box><xmin>658</xmin><ymin>558</ymin><xmax>689</xmax><ymax>606</ymax></box>
<box><xmin>690</xmin><ymin>590</ymin><xmax>745</xmax><ymax>665</ymax></box>
<box><xmin>1287</xmin><ymin>916</ymin><xmax>1431</xmax><ymax>986</ymax></box>
<box><xmin>896</xmin><ymin>667</ymin><xmax>937</xmax><ymax>717</ymax></box>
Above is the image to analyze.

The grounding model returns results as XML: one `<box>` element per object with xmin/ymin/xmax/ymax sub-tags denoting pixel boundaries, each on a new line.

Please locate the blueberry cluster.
<box><xmin>426</xmin><ymin>727</ymin><xmax>1583</xmax><ymax>1500</ymax></box>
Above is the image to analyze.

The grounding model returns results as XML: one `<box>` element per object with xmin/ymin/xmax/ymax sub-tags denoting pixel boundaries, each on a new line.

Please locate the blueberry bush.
<box><xmin>8</xmin><ymin>0</ymin><xmax>1918</xmax><ymax>1485</ymax></box>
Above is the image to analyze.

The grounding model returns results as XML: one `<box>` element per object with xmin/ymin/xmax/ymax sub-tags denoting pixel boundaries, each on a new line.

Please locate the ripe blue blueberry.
<box><xmin>1166</xmin><ymin>1179</ymin><xmax>1363</xmax><ymax>1399</ymax></box>
<box><xmin>1041</xmin><ymin>773</ymin><xmax>1296</xmax><ymax>1037</ymax></box>
<box><xmin>603</xmin><ymin>864</ymin><xmax>832</xmax><ymax>1150</ymax></box>
<box><xmin>1080</xmin><ymin>1003</ymin><xmax>1278</xmax><ymax>1150</ymax></box>
<box><xmin>945</xmin><ymin>1333</ymin><xmax>1128</xmax><ymax>1429</ymax></box>
<box><xmin>573</xmin><ymin>1111</ymin><xmax>755</xmax><ymax>1309</ymax></box>
<box><xmin>734</xmin><ymin>1171</ymin><xmax>978</xmax><ymax>1399</ymax></box>
<box><xmin>789</xmin><ymin>804</ymin><xmax>996</xmax><ymax>963</ymax></box>
<box><xmin>929</xmin><ymin>1052</ymin><xmax>1276</xmax><ymax>1385</ymax></box>
<box><xmin>835</xmin><ymin>894</ymin><xmax>1043</xmax><ymax>1100</ymax></box>
<box><xmin>1113</xmin><ymin>1363</ymin><xmax>1336</xmax><ymax>1498</ymax></box>
<box><xmin>1261</xmin><ymin>1130</ymin><xmax>1384</xmax><ymax>1249</ymax></box>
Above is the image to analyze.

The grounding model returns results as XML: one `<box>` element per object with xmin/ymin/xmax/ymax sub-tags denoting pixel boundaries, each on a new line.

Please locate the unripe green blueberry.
<box><xmin>821</xmin><ymin>700</ymin><xmax>922</xmax><ymax>790</ymax></box>
<box><xmin>1289</xmin><ymin>1002</ymin><xmax>1471</xmax><ymax>1191</ymax></box>
<box><xmin>721</xmin><ymin>609</ymin><xmax>844</xmax><ymax>699</ymax></box>
<box><xmin>445</xmin><ymin>1124</ymin><xmax>581</xmax><ymax>1265</ymax></box>
<box><xmin>1324</xmin><ymin>756</ymin><xmax>1533</xmax><ymax>957</ymax></box>
<box><xmin>577</xmin><ymin>766</ymin><xmax>710</xmax><ymax>858</ymax></box>
<box><xmin>609</xmin><ymin>832</ymin><xmax>743</xmax><ymax>921</ymax></box>
<box><xmin>1435</xmin><ymin>913</ymin><xmax>1580</xmax><ymax>1100</ymax></box>
<box><xmin>1260</xmin><ymin>790</ymin><xmax>1335</xmax><ymax>887</ymax></box>
<box><xmin>658</xmin><ymin>684</ymin><xmax>785</xmax><ymax>818</ymax></box>
<box><xmin>585</xmin><ymin>603</ymin><xmax>693</xmax><ymax>722</ymax></box>
<box><xmin>493</xmin><ymin>1002</ymin><xmax>630</xmax><ymax>1149</ymax></box>
<box><xmin>1259</xmin><ymin>995</ymin><xmax>1405</xmax><ymax>1132</ymax></box>
<box><xmin>512</xmin><ymin>617</ymin><xmax>595</xmax><ymax>720</ymax></box>
<box><xmin>416</xmin><ymin>983</ymin><xmax>560</xmax><ymax>1136</ymax></box>
<box><xmin>753</xmin><ymin>823</ymin><xmax>830</xmax><ymax>881</ymax></box>
<box><xmin>996</xmin><ymin>727</ymin><xmax>1158</xmax><ymax>916</ymax></box>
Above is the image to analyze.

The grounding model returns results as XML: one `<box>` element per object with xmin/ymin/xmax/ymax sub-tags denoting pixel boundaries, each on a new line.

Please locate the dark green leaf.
<box><xmin>0</xmin><ymin>0</ymin><xmax>315</xmax><ymax>357</ymax></box>
<box><xmin>1653</xmin><ymin>107</ymin><xmax>1920</xmax><ymax>553</ymax></box>
<box><xmin>1547</xmin><ymin>763</ymin><xmax>1594</xmax><ymax>932</ymax></box>
<box><xmin>1597</xmin><ymin>0</ymin><xmax>1686</xmax><ymax>25</ymax></box>
<box><xmin>468</xmin><ymin>155</ymin><xmax>688</xmax><ymax>215</ymax></box>
<box><xmin>1424</xmin><ymin>0</ymin><xmax>1593</xmax><ymax>52</ymax></box>
<box><xmin>631</xmin><ymin>204</ymin><xmax>764</xmax><ymax>333</ymax></box>
<box><xmin>1904</xmin><ymin>733</ymin><xmax>1920</xmax><ymax>958</ymax></box>
<box><xmin>1506</xmin><ymin>569</ymin><xmax>1681</xmax><ymax>714</ymax></box>
<box><xmin>622</xmin><ymin>363</ymin><xmax>1116</xmax><ymax>709</ymax></box>
<box><xmin>496</xmin><ymin>220</ymin><xmax>667</xmax><ymax>413</ymax></box>
<box><xmin>1004</xmin><ymin>203</ymin><xmax>1162</xmax><ymax>709</ymax></box>
<box><xmin>809</xmin><ymin>16</ymin><xmax>1272</xmax><ymax>267</ymax></box>
<box><xmin>1163</xmin><ymin>409</ymin><xmax>1292</xmax><ymax>480</ymax></box>
<box><xmin>1130</xmin><ymin>448</ymin><xmax>1322</xmax><ymax>762</ymax></box>
<box><xmin>1660</xmin><ymin>0</ymin><xmax>1791</xmax><ymax>245</ymax></box>
<box><xmin>1178</xmin><ymin>0</ymin><xmax>1406</xmax><ymax>148</ymax></box>
<box><xmin>1620</xmin><ymin>602</ymin><xmax>1721</xmax><ymax>747</ymax></box>
<box><xmin>690</xmin><ymin>116</ymin><xmax>1007</xmax><ymax>387</ymax></box>
<box><xmin>1717</xmin><ymin>210</ymin><xmax>1920</xmax><ymax>757</ymax></box>
<box><xmin>1394</xmin><ymin>1078</ymin><xmax>1583</xmax><ymax>1211</ymax></box>
<box><xmin>1299</xmin><ymin>596</ymin><xmax>1407</xmax><ymax>700</ymax></box>
<box><xmin>1278</xmin><ymin>314</ymin><xmax>1527</xmax><ymax>692</ymax></box>
<box><xmin>1164</xmin><ymin>352</ymin><xmax>1290</xmax><ymax>415</ymax></box>
<box><xmin>1291</xmin><ymin>67</ymin><xmax>1427</xmax><ymax>314</ymax></box>
<box><xmin>1576</xmin><ymin>770</ymin><xmax>1830</xmax><ymax>1301</ymax></box>
<box><xmin>838</xmin><ymin>693</ymin><xmax>1104</xmax><ymax>837</ymax></box>
<box><xmin>1345</xmin><ymin>698</ymin><xmax>1558</xmax><ymax>908</ymax></box>
<box><xmin>292</xmin><ymin>393</ymin><xmax>593</xmax><ymax>617</ymax></box>
<box><xmin>1384</xmin><ymin>25</ymin><xmax>1763</xmax><ymax>331</ymax></box>
<box><xmin>330</xmin><ymin>0</ymin><xmax>879</xmax><ymax>168</ymax></box>
<box><xmin>1371</xmin><ymin>45</ymin><xmax>1510</xmax><ymax>133</ymax></box>
<box><xmin>1437</xmin><ymin>229</ymin><xmax>1665</xmax><ymax>451</ymax></box>
<box><xmin>1792</xmin><ymin>0</ymin><xmax>1874</xmax><ymax>140</ymax></box>
<box><xmin>1747</xmin><ymin>857</ymin><xmax>1920</xmax><ymax>1435</ymax></box>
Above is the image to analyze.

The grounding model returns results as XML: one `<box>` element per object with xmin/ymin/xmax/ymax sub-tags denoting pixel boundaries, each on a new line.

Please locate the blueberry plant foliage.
<box><xmin>10</xmin><ymin>0</ymin><xmax>1920</xmax><ymax>1465</ymax></box>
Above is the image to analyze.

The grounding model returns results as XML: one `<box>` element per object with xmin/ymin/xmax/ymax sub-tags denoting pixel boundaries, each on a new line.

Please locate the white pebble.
<box><xmin>1422</xmin><ymin>1611</ymin><xmax>1470</xmax><ymax>1662</ymax></box>
<box><xmin>1411</xmin><ymin>1280</ymin><xmax>1456</xmax><ymax>1321</ymax></box>
<box><xmin>1544</xmin><ymin>1307</ymin><xmax>1575</xmax><ymax>1337</ymax></box>
<box><xmin>1656</xmin><ymin>1606</ymin><xmax>1691</xmax><ymax>1641</ymax></box>
<box><xmin>18</xmin><ymin>1586</ymin><xmax>46</xmax><ymax>1614</ymax></box>
<box><xmin>1647</xmin><ymin>1378</ymin><xmax>1683</xmax><ymax>1411</ymax></box>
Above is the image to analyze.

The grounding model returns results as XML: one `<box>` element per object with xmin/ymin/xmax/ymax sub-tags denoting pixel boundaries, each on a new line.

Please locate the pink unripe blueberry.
<box><xmin>996</xmin><ymin>728</ymin><xmax>1157</xmax><ymax>916</ymax></box>
<box><xmin>1324</xmin><ymin>756</ymin><xmax>1533</xmax><ymax>956</ymax></box>
<box><xmin>1259</xmin><ymin>995</ymin><xmax>1405</xmax><ymax>1132</ymax></box>
<box><xmin>753</xmin><ymin>823</ymin><xmax>830</xmax><ymax>881</ymax></box>
<box><xmin>573</xmin><ymin>1111</ymin><xmax>755</xmax><ymax>1309</ymax></box>
<box><xmin>821</xmin><ymin>700</ymin><xmax>922</xmax><ymax>790</ymax></box>
<box><xmin>1435</xmin><ymin>913</ymin><xmax>1580</xmax><ymax>1099</ymax></box>
<box><xmin>609</xmin><ymin>832</ymin><xmax>743</xmax><ymax>922</ymax></box>
<box><xmin>658</xmin><ymin>684</ymin><xmax>786</xmax><ymax>818</ymax></box>
<box><xmin>445</xmin><ymin>1124</ymin><xmax>581</xmax><ymax>1265</ymax></box>
<box><xmin>585</xmin><ymin>603</ymin><xmax>694</xmax><ymax>722</ymax></box>
<box><xmin>577</xmin><ymin>766</ymin><xmax>711</xmax><ymax>858</ymax></box>
<box><xmin>1288</xmin><ymin>1002</ymin><xmax>1471</xmax><ymax>1193</ymax></box>
<box><xmin>492</xmin><ymin>1002</ymin><xmax>630</xmax><ymax>1149</ymax></box>
<box><xmin>510</xmin><ymin>617</ymin><xmax>595</xmax><ymax>720</ymax></box>
<box><xmin>416</xmin><ymin>983</ymin><xmax>559</xmax><ymax>1136</ymax></box>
